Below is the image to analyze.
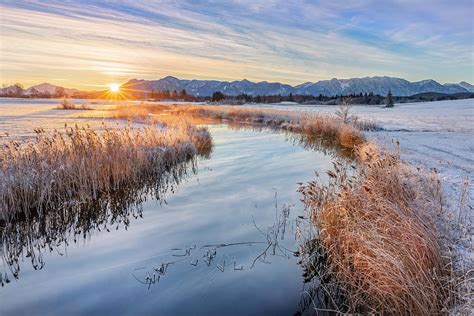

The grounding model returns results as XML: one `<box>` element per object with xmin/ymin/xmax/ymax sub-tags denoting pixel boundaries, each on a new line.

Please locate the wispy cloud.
<box><xmin>0</xmin><ymin>0</ymin><xmax>472</xmax><ymax>89</ymax></box>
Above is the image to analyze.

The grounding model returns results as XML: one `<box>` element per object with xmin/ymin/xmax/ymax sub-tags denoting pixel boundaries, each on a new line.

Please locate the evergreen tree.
<box><xmin>211</xmin><ymin>91</ymin><xmax>225</xmax><ymax>102</ymax></box>
<box><xmin>170</xmin><ymin>90</ymin><xmax>178</xmax><ymax>100</ymax></box>
<box><xmin>385</xmin><ymin>89</ymin><xmax>394</xmax><ymax>108</ymax></box>
<box><xmin>178</xmin><ymin>89</ymin><xmax>187</xmax><ymax>100</ymax></box>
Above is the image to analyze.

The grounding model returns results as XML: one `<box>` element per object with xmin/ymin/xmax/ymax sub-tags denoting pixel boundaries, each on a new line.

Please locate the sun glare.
<box><xmin>109</xmin><ymin>83</ymin><xmax>120</xmax><ymax>92</ymax></box>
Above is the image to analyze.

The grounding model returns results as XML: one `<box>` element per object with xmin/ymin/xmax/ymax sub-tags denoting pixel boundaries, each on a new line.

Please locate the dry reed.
<box><xmin>0</xmin><ymin>123</ymin><xmax>212</xmax><ymax>221</ymax></box>
<box><xmin>299</xmin><ymin>149</ymin><xmax>452</xmax><ymax>314</ymax></box>
<box><xmin>56</xmin><ymin>98</ymin><xmax>92</xmax><ymax>110</ymax></box>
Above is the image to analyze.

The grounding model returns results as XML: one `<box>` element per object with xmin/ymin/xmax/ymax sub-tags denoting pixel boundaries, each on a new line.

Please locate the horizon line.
<box><xmin>3</xmin><ymin>75</ymin><xmax>472</xmax><ymax>91</ymax></box>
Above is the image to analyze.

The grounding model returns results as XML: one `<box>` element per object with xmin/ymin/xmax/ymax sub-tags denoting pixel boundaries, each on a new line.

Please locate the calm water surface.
<box><xmin>0</xmin><ymin>100</ymin><xmax>333</xmax><ymax>315</ymax></box>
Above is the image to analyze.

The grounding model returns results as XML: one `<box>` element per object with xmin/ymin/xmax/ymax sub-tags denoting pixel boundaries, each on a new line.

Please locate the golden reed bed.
<box><xmin>0</xmin><ymin>123</ymin><xmax>212</xmax><ymax>220</ymax></box>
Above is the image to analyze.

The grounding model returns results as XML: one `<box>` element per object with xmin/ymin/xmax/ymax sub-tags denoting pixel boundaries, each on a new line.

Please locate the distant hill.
<box><xmin>25</xmin><ymin>83</ymin><xmax>79</xmax><ymax>96</ymax></box>
<box><xmin>122</xmin><ymin>76</ymin><xmax>471</xmax><ymax>97</ymax></box>
<box><xmin>457</xmin><ymin>81</ymin><xmax>474</xmax><ymax>92</ymax></box>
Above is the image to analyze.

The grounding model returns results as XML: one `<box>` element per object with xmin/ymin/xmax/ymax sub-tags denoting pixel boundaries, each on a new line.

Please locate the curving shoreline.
<box><xmin>109</xmin><ymin>102</ymin><xmax>469</xmax><ymax>314</ymax></box>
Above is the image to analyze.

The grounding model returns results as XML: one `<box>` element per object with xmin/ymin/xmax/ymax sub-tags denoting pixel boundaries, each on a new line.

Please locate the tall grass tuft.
<box><xmin>56</xmin><ymin>98</ymin><xmax>92</xmax><ymax>110</ymax></box>
<box><xmin>299</xmin><ymin>149</ymin><xmax>452</xmax><ymax>314</ymax></box>
<box><xmin>57</xmin><ymin>98</ymin><xmax>76</xmax><ymax>110</ymax></box>
<box><xmin>0</xmin><ymin>124</ymin><xmax>212</xmax><ymax>221</ymax></box>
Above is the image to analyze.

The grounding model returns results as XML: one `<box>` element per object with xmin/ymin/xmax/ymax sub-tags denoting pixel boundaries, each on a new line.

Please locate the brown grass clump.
<box><xmin>299</xmin><ymin>149</ymin><xmax>452</xmax><ymax>314</ymax></box>
<box><xmin>0</xmin><ymin>124</ymin><xmax>212</xmax><ymax>220</ymax></box>
<box><xmin>57</xmin><ymin>98</ymin><xmax>76</xmax><ymax>110</ymax></box>
<box><xmin>56</xmin><ymin>98</ymin><xmax>92</xmax><ymax>110</ymax></box>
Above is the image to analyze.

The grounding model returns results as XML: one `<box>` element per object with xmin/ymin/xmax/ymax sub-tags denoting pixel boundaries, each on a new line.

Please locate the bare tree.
<box><xmin>335</xmin><ymin>97</ymin><xmax>354</xmax><ymax>124</ymax></box>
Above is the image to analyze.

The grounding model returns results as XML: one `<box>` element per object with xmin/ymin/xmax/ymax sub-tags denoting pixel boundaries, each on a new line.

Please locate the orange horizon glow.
<box><xmin>93</xmin><ymin>81</ymin><xmax>146</xmax><ymax>100</ymax></box>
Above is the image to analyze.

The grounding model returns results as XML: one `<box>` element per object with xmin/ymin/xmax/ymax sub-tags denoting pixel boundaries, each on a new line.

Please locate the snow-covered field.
<box><xmin>308</xmin><ymin>100</ymin><xmax>473</xmax><ymax>201</ymax></box>
<box><xmin>353</xmin><ymin>100</ymin><xmax>474</xmax><ymax>274</ymax></box>
<box><xmin>328</xmin><ymin>99</ymin><xmax>473</xmax><ymax>308</ymax></box>
<box><xmin>0</xmin><ymin>98</ymin><xmax>133</xmax><ymax>142</ymax></box>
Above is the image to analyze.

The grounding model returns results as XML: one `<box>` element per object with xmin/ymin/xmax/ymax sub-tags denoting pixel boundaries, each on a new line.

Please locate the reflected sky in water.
<box><xmin>0</xmin><ymin>120</ymin><xmax>332</xmax><ymax>315</ymax></box>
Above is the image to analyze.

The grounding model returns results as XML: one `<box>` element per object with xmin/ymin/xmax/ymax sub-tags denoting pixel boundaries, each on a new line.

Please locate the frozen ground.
<box><xmin>0</xmin><ymin>98</ymin><xmax>134</xmax><ymax>143</ymax></box>
<box><xmin>333</xmin><ymin>100</ymin><xmax>473</xmax><ymax>272</ymax></box>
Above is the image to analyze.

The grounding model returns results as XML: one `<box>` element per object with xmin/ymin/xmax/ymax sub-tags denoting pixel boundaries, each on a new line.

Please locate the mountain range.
<box><xmin>26</xmin><ymin>83</ymin><xmax>80</xmax><ymax>95</ymax></box>
<box><xmin>122</xmin><ymin>76</ymin><xmax>474</xmax><ymax>97</ymax></box>
<box><xmin>1</xmin><ymin>76</ymin><xmax>473</xmax><ymax>98</ymax></box>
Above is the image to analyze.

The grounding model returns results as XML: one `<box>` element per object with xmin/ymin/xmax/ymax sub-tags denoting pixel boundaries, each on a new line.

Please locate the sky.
<box><xmin>0</xmin><ymin>0</ymin><xmax>473</xmax><ymax>90</ymax></box>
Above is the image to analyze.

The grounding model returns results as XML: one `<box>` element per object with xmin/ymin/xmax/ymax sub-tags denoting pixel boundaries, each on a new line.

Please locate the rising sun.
<box><xmin>108</xmin><ymin>83</ymin><xmax>120</xmax><ymax>92</ymax></box>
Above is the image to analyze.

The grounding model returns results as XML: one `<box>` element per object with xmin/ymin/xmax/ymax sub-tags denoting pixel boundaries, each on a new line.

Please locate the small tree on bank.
<box><xmin>385</xmin><ymin>89</ymin><xmax>394</xmax><ymax>108</ymax></box>
<box><xmin>335</xmin><ymin>97</ymin><xmax>354</xmax><ymax>123</ymax></box>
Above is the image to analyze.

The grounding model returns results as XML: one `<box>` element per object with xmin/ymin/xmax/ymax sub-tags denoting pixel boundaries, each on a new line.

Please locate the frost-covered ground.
<box><xmin>0</xmin><ymin>98</ymin><xmax>133</xmax><ymax>143</ymax></box>
<box><xmin>247</xmin><ymin>99</ymin><xmax>474</xmax><ymax>272</ymax></box>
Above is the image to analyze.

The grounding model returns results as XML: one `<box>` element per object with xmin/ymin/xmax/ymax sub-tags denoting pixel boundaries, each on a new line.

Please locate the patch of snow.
<box><xmin>279</xmin><ymin>101</ymin><xmax>299</xmax><ymax>105</ymax></box>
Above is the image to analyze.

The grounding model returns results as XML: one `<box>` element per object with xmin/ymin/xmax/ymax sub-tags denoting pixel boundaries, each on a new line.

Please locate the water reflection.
<box><xmin>133</xmin><ymin>196</ymin><xmax>297</xmax><ymax>290</ymax></box>
<box><xmin>1</xmin><ymin>158</ymin><xmax>198</xmax><ymax>284</ymax></box>
<box><xmin>225</xmin><ymin>121</ymin><xmax>356</xmax><ymax>161</ymax></box>
<box><xmin>293</xmin><ymin>227</ymin><xmax>350</xmax><ymax>315</ymax></box>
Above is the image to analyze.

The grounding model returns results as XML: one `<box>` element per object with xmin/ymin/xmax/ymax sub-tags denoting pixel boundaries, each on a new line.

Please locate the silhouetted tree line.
<box><xmin>204</xmin><ymin>90</ymin><xmax>474</xmax><ymax>105</ymax></box>
<box><xmin>149</xmin><ymin>89</ymin><xmax>197</xmax><ymax>102</ymax></box>
<box><xmin>2</xmin><ymin>84</ymin><xmax>473</xmax><ymax>105</ymax></box>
